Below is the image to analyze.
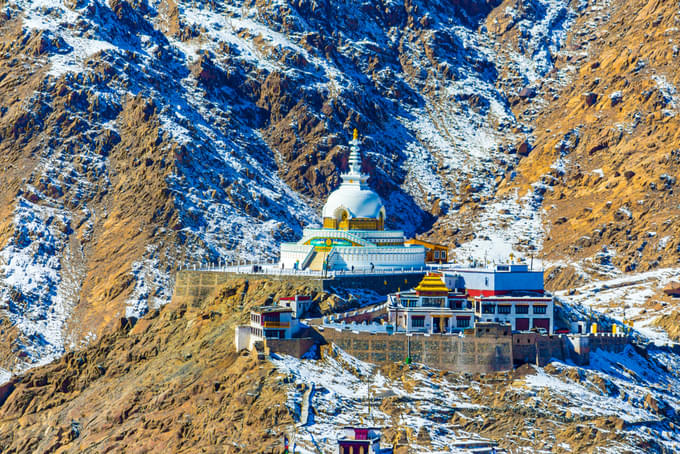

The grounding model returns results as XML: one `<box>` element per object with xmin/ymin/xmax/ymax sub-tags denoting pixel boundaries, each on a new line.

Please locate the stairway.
<box><xmin>305</xmin><ymin>251</ymin><xmax>326</xmax><ymax>271</ymax></box>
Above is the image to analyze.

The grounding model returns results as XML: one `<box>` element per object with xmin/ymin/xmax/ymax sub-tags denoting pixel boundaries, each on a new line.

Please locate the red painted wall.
<box><xmin>515</xmin><ymin>318</ymin><xmax>530</xmax><ymax>330</ymax></box>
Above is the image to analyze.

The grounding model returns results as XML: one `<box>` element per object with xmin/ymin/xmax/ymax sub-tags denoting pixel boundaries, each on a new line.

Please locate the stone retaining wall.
<box><xmin>172</xmin><ymin>270</ymin><xmax>426</xmax><ymax>307</ymax></box>
<box><xmin>317</xmin><ymin>329</ymin><xmax>631</xmax><ymax>374</ymax></box>
<box><xmin>513</xmin><ymin>332</ymin><xmax>630</xmax><ymax>367</ymax></box>
<box><xmin>172</xmin><ymin>270</ymin><xmax>325</xmax><ymax>306</ymax></box>
<box><xmin>265</xmin><ymin>338</ymin><xmax>317</xmax><ymax>358</ymax></box>
<box><xmin>324</xmin><ymin>272</ymin><xmax>426</xmax><ymax>295</ymax></box>
<box><xmin>319</xmin><ymin>328</ymin><xmax>513</xmax><ymax>374</ymax></box>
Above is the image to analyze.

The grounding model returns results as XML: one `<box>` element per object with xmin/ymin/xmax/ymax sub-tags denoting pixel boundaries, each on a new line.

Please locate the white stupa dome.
<box><xmin>322</xmin><ymin>185</ymin><xmax>385</xmax><ymax>219</ymax></box>
<box><xmin>321</xmin><ymin>131</ymin><xmax>386</xmax><ymax>221</ymax></box>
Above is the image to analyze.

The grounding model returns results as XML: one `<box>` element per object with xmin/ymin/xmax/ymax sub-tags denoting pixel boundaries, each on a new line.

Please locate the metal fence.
<box><xmin>178</xmin><ymin>260</ymin><xmax>429</xmax><ymax>278</ymax></box>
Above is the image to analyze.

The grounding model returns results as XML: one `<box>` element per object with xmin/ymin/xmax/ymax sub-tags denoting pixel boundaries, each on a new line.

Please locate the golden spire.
<box><xmin>353</xmin><ymin>128</ymin><xmax>358</xmax><ymax>141</ymax></box>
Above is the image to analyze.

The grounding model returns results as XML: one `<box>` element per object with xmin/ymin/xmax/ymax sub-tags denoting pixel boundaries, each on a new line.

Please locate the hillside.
<box><xmin>0</xmin><ymin>0</ymin><xmax>678</xmax><ymax>376</ymax></box>
<box><xmin>0</xmin><ymin>278</ymin><xmax>678</xmax><ymax>452</ymax></box>
<box><xmin>0</xmin><ymin>278</ymin><xmax>316</xmax><ymax>451</ymax></box>
<box><xmin>0</xmin><ymin>0</ymin><xmax>580</xmax><ymax>373</ymax></box>
<box><xmin>502</xmin><ymin>0</ymin><xmax>680</xmax><ymax>280</ymax></box>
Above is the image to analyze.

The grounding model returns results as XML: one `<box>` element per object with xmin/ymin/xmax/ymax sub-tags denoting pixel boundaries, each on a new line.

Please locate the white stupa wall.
<box><xmin>328</xmin><ymin>246</ymin><xmax>425</xmax><ymax>270</ymax></box>
<box><xmin>280</xmin><ymin>243</ymin><xmax>314</xmax><ymax>269</ymax></box>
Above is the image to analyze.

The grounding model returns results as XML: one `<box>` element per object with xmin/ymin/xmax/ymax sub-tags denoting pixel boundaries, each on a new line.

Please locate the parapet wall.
<box><xmin>319</xmin><ymin>328</ymin><xmax>513</xmax><ymax>374</ymax></box>
<box><xmin>316</xmin><ymin>329</ymin><xmax>630</xmax><ymax>374</ymax></box>
<box><xmin>513</xmin><ymin>332</ymin><xmax>630</xmax><ymax>367</ymax></box>
<box><xmin>334</xmin><ymin>305</ymin><xmax>388</xmax><ymax>324</ymax></box>
<box><xmin>587</xmin><ymin>333</ymin><xmax>628</xmax><ymax>353</ymax></box>
<box><xmin>172</xmin><ymin>270</ymin><xmax>426</xmax><ymax>307</ymax></box>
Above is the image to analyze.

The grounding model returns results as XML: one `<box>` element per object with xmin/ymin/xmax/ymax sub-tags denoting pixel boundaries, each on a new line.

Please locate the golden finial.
<box><xmin>353</xmin><ymin>128</ymin><xmax>358</xmax><ymax>140</ymax></box>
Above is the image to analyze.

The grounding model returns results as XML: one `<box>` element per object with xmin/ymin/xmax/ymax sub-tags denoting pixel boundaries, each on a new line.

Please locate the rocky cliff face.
<box><xmin>0</xmin><ymin>0</ymin><xmax>678</xmax><ymax>373</ymax></box>
<box><xmin>0</xmin><ymin>278</ymin><xmax>303</xmax><ymax>452</ymax></box>
<box><xmin>501</xmin><ymin>0</ymin><xmax>680</xmax><ymax>282</ymax></box>
<box><xmin>0</xmin><ymin>0</ymin><xmax>574</xmax><ymax>373</ymax></box>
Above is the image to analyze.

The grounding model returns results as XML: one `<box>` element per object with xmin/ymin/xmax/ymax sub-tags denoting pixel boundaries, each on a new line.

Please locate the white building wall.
<box><xmin>444</xmin><ymin>268</ymin><xmax>544</xmax><ymax>293</ymax></box>
<box><xmin>280</xmin><ymin>243</ymin><xmax>314</xmax><ymax>269</ymax></box>
<box><xmin>493</xmin><ymin>272</ymin><xmax>543</xmax><ymax>292</ymax></box>
<box><xmin>477</xmin><ymin>298</ymin><xmax>554</xmax><ymax>333</ymax></box>
<box><xmin>234</xmin><ymin>326</ymin><xmax>251</xmax><ymax>352</ymax></box>
<box><xmin>328</xmin><ymin>246</ymin><xmax>425</xmax><ymax>270</ymax></box>
<box><xmin>445</xmin><ymin>271</ymin><xmax>495</xmax><ymax>292</ymax></box>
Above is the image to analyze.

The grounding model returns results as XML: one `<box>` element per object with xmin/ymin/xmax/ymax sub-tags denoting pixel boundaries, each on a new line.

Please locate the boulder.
<box><xmin>517</xmin><ymin>141</ymin><xmax>531</xmax><ymax>156</ymax></box>
<box><xmin>519</xmin><ymin>86</ymin><xmax>536</xmax><ymax>99</ymax></box>
<box><xmin>583</xmin><ymin>92</ymin><xmax>598</xmax><ymax>106</ymax></box>
<box><xmin>663</xmin><ymin>281</ymin><xmax>680</xmax><ymax>297</ymax></box>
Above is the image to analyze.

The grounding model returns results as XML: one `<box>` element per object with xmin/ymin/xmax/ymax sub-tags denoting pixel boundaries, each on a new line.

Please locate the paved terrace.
<box><xmin>178</xmin><ymin>261</ymin><xmax>430</xmax><ymax>278</ymax></box>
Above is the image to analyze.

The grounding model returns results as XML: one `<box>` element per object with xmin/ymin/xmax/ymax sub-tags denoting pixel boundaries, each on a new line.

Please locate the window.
<box><xmin>263</xmin><ymin>313</ymin><xmax>280</xmax><ymax>322</ymax></box>
<box><xmin>456</xmin><ymin>317</ymin><xmax>470</xmax><ymax>328</ymax></box>
<box><xmin>423</xmin><ymin>297</ymin><xmax>445</xmax><ymax>307</ymax></box>
<box><xmin>404</xmin><ymin>299</ymin><xmax>417</xmax><ymax>307</ymax></box>
<box><xmin>411</xmin><ymin>316</ymin><xmax>425</xmax><ymax>328</ymax></box>
<box><xmin>533</xmin><ymin>305</ymin><xmax>548</xmax><ymax>314</ymax></box>
<box><xmin>355</xmin><ymin>429</ymin><xmax>369</xmax><ymax>440</ymax></box>
<box><xmin>434</xmin><ymin>250</ymin><xmax>440</xmax><ymax>259</ymax></box>
<box><xmin>498</xmin><ymin>305</ymin><xmax>512</xmax><ymax>314</ymax></box>
<box><xmin>516</xmin><ymin>305</ymin><xmax>529</xmax><ymax>314</ymax></box>
<box><xmin>442</xmin><ymin>251</ymin><xmax>446</xmax><ymax>259</ymax></box>
<box><xmin>482</xmin><ymin>304</ymin><xmax>495</xmax><ymax>314</ymax></box>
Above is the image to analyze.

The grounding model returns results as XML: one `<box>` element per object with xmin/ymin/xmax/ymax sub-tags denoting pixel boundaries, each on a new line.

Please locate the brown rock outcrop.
<box><xmin>0</xmin><ymin>278</ymin><xmax>305</xmax><ymax>452</ymax></box>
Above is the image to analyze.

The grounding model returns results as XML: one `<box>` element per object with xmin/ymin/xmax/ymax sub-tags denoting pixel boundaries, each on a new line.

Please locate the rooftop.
<box><xmin>414</xmin><ymin>273</ymin><xmax>449</xmax><ymax>293</ymax></box>
<box><xmin>435</xmin><ymin>263</ymin><xmax>543</xmax><ymax>273</ymax></box>
<box><xmin>253</xmin><ymin>305</ymin><xmax>293</xmax><ymax>314</ymax></box>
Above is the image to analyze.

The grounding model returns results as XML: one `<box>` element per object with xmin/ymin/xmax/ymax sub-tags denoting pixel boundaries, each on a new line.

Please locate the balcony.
<box><xmin>263</xmin><ymin>321</ymin><xmax>290</xmax><ymax>328</ymax></box>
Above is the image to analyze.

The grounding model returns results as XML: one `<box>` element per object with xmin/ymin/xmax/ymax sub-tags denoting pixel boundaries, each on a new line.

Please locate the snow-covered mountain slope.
<box><xmin>0</xmin><ymin>0</ymin><xmax>583</xmax><ymax>372</ymax></box>
<box><xmin>0</xmin><ymin>262</ymin><xmax>678</xmax><ymax>452</ymax></box>
<box><xmin>553</xmin><ymin>267</ymin><xmax>680</xmax><ymax>344</ymax></box>
<box><xmin>274</xmin><ymin>344</ymin><xmax>680</xmax><ymax>452</ymax></box>
<box><xmin>503</xmin><ymin>0</ymin><xmax>680</xmax><ymax>278</ymax></box>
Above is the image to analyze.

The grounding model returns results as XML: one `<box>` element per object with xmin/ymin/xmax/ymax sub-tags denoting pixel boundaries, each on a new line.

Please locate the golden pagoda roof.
<box><xmin>414</xmin><ymin>273</ymin><xmax>449</xmax><ymax>293</ymax></box>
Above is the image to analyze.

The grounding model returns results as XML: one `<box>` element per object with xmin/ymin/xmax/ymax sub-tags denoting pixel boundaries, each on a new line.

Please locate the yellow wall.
<box><xmin>322</xmin><ymin>217</ymin><xmax>383</xmax><ymax>231</ymax></box>
<box><xmin>405</xmin><ymin>239</ymin><xmax>448</xmax><ymax>262</ymax></box>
